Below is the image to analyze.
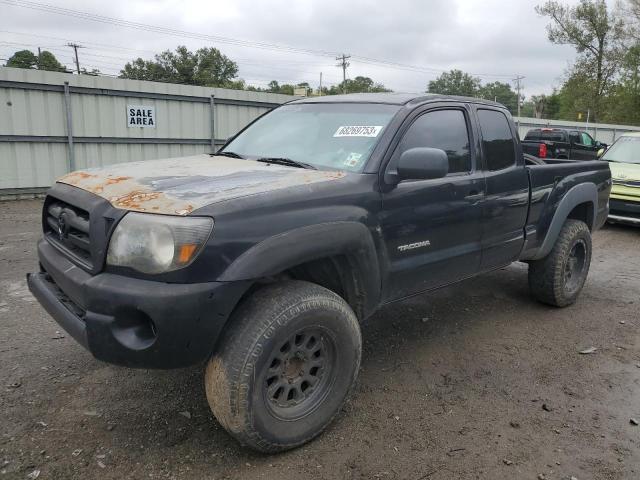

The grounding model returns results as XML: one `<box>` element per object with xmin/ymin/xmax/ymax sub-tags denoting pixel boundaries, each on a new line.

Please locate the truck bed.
<box><xmin>520</xmin><ymin>159</ymin><xmax>611</xmax><ymax>259</ymax></box>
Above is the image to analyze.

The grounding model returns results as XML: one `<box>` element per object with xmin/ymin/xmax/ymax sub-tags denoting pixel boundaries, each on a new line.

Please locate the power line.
<box><xmin>0</xmin><ymin>40</ymin><xmax>342</xmax><ymax>82</ymax></box>
<box><xmin>0</xmin><ymin>29</ymin><xmax>159</xmax><ymax>55</ymax></box>
<box><xmin>350</xmin><ymin>56</ymin><xmax>514</xmax><ymax>79</ymax></box>
<box><xmin>1</xmin><ymin>0</ymin><xmax>521</xmax><ymax>81</ymax></box>
<box><xmin>0</xmin><ymin>0</ymin><xmax>341</xmax><ymax>57</ymax></box>
<box><xmin>0</xmin><ymin>38</ymin><xmax>522</xmax><ymax>94</ymax></box>
<box><xmin>0</xmin><ymin>30</ymin><xmax>342</xmax><ymax>69</ymax></box>
<box><xmin>0</xmin><ymin>39</ymin><xmax>338</xmax><ymax>72</ymax></box>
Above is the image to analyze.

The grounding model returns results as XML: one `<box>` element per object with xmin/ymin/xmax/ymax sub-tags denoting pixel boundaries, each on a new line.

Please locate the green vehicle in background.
<box><xmin>603</xmin><ymin>132</ymin><xmax>640</xmax><ymax>226</ymax></box>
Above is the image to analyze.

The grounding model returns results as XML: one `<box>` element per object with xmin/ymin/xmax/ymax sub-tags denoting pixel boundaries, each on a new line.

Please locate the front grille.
<box><xmin>612</xmin><ymin>179</ymin><xmax>640</xmax><ymax>188</ymax></box>
<box><xmin>610</xmin><ymin>198</ymin><xmax>640</xmax><ymax>217</ymax></box>
<box><xmin>44</xmin><ymin>198</ymin><xmax>93</xmax><ymax>268</ymax></box>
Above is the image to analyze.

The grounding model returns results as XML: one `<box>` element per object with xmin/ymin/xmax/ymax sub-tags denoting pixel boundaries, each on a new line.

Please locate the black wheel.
<box><xmin>528</xmin><ymin>219</ymin><xmax>592</xmax><ymax>307</ymax></box>
<box><xmin>204</xmin><ymin>280</ymin><xmax>361</xmax><ymax>452</ymax></box>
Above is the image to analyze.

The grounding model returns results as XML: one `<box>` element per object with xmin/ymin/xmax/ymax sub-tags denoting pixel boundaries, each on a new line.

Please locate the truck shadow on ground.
<box><xmin>91</xmin><ymin>262</ymin><xmax>540</xmax><ymax>455</ymax></box>
<box><xmin>14</xmin><ymin>240</ymin><xmax>639</xmax><ymax>479</ymax></box>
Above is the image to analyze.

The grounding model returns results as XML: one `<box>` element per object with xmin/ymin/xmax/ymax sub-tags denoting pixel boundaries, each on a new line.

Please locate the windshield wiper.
<box><xmin>215</xmin><ymin>151</ymin><xmax>245</xmax><ymax>159</ymax></box>
<box><xmin>256</xmin><ymin>157</ymin><xmax>317</xmax><ymax>170</ymax></box>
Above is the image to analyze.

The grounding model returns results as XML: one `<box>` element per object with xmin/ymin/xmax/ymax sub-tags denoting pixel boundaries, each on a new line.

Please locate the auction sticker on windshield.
<box><xmin>334</xmin><ymin>126</ymin><xmax>383</xmax><ymax>137</ymax></box>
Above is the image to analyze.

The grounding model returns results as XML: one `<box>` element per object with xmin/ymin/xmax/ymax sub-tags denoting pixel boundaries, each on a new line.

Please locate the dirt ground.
<box><xmin>1</xmin><ymin>199</ymin><xmax>639</xmax><ymax>480</ymax></box>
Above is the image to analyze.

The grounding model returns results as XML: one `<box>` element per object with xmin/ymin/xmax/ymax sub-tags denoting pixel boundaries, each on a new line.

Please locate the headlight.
<box><xmin>107</xmin><ymin>213</ymin><xmax>213</xmax><ymax>274</ymax></box>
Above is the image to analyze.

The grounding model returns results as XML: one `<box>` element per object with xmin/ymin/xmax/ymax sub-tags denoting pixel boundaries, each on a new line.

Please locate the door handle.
<box><xmin>465</xmin><ymin>191</ymin><xmax>484</xmax><ymax>201</ymax></box>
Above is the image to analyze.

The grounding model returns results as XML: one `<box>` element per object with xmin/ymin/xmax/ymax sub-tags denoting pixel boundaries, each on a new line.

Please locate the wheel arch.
<box><xmin>529</xmin><ymin>182</ymin><xmax>597</xmax><ymax>260</ymax></box>
<box><xmin>218</xmin><ymin>222</ymin><xmax>381</xmax><ymax>320</ymax></box>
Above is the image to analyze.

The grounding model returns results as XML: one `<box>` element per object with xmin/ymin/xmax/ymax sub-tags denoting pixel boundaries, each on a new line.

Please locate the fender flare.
<box><xmin>219</xmin><ymin>221</ymin><xmax>381</xmax><ymax>314</ymax></box>
<box><xmin>530</xmin><ymin>182</ymin><xmax>597</xmax><ymax>260</ymax></box>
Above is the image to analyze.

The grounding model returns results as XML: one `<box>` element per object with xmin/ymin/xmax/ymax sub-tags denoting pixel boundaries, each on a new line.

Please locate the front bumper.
<box><xmin>608</xmin><ymin>198</ymin><xmax>640</xmax><ymax>226</ymax></box>
<box><xmin>28</xmin><ymin>239</ymin><xmax>250</xmax><ymax>369</ymax></box>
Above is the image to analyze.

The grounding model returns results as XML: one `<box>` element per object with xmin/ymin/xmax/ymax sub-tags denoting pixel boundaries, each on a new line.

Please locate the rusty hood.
<box><xmin>57</xmin><ymin>154</ymin><xmax>347</xmax><ymax>215</ymax></box>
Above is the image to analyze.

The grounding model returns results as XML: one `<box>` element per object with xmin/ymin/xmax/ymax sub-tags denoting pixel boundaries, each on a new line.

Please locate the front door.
<box><xmin>570</xmin><ymin>131</ymin><xmax>598</xmax><ymax>160</ymax></box>
<box><xmin>380</xmin><ymin>107</ymin><xmax>485</xmax><ymax>302</ymax></box>
<box><xmin>574</xmin><ymin>132</ymin><xmax>599</xmax><ymax>160</ymax></box>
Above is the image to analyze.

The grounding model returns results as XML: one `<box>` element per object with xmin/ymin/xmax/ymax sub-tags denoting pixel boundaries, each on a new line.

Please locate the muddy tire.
<box><xmin>204</xmin><ymin>280</ymin><xmax>361</xmax><ymax>453</ymax></box>
<box><xmin>528</xmin><ymin>219</ymin><xmax>592</xmax><ymax>307</ymax></box>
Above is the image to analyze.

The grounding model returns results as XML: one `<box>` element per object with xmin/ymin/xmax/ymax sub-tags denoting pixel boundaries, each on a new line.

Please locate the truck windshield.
<box><xmin>602</xmin><ymin>136</ymin><xmax>640</xmax><ymax>164</ymax></box>
<box><xmin>221</xmin><ymin>103</ymin><xmax>400</xmax><ymax>172</ymax></box>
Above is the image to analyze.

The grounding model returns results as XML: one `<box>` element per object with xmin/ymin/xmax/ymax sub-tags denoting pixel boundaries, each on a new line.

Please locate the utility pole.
<box><xmin>67</xmin><ymin>43</ymin><xmax>83</xmax><ymax>74</ymax></box>
<box><xmin>336</xmin><ymin>54</ymin><xmax>351</xmax><ymax>94</ymax></box>
<box><xmin>37</xmin><ymin>47</ymin><xmax>41</xmax><ymax>70</ymax></box>
<box><xmin>513</xmin><ymin>75</ymin><xmax>525</xmax><ymax>126</ymax></box>
<box><xmin>319</xmin><ymin>72</ymin><xmax>323</xmax><ymax>96</ymax></box>
<box><xmin>585</xmin><ymin>109</ymin><xmax>590</xmax><ymax>131</ymax></box>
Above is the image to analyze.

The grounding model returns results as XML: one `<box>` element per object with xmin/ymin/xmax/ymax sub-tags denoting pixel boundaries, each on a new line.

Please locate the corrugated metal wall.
<box><xmin>3</xmin><ymin>66</ymin><xmax>640</xmax><ymax>195</ymax></box>
<box><xmin>0</xmin><ymin>67</ymin><xmax>295</xmax><ymax>193</ymax></box>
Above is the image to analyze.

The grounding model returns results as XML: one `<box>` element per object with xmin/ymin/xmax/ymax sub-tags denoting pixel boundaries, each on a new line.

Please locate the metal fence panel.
<box><xmin>0</xmin><ymin>67</ymin><xmax>295</xmax><ymax>192</ymax></box>
<box><xmin>5</xmin><ymin>66</ymin><xmax>640</xmax><ymax>194</ymax></box>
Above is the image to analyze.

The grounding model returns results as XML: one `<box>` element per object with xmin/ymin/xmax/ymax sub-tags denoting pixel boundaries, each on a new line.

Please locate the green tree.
<box><xmin>6</xmin><ymin>49</ymin><xmax>38</xmax><ymax>69</ymax></box>
<box><xmin>120</xmin><ymin>46</ymin><xmax>239</xmax><ymax>87</ymax></box>
<box><xmin>519</xmin><ymin>100</ymin><xmax>536</xmax><ymax>118</ymax></box>
<box><xmin>427</xmin><ymin>70</ymin><xmax>481</xmax><ymax>96</ymax></box>
<box><xmin>37</xmin><ymin>51</ymin><xmax>66</xmax><ymax>72</ymax></box>
<box><xmin>535</xmin><ymin>0</ymin><xmax>625</xmax><ymax>121</ymax></box>
<box><xmin>607</xmin><ymin>45</ymin><xmax>640</xmax><ymax>125</ymax></box>
<box><xmin>265</xmin><ymin>80</ymin><xmax>296</xmax><ymax>95</ymax></box>
<box><xmin>5</xmin><ymin>49</ymin><xmax>67</xmax><ymax>72</ymax></box>
<box><xmin>328</xmin><ymin>76</ymin><xmax>391</xmax><ymax>94</ymax></box>
<box><xmin>554</xmin><ymin>66</ymin><xmax>600</xmax><ymax>121</ymax></box>
<box><xmin>80</xmin><ymin>67</ymin><xmax>101</xmax><ymax>75</ymax></box>
<box><xmin>545</xmin><ymin>91</ymin><xmax>562</xmax><ymax>119</ymax></box>
<box><xmin>478</xmin><ymin>81</ymin><xmax>518</xmax><ymax>113</ymax></box>
<box><xmin>525</xmin><ymin>92</ymin><xmax>562</xmax><ymax>119</ymax></box>
<box><xmin>625</xmin><ymin>0</ymin><xmax>640</xmax><ymax>40</ymax></box>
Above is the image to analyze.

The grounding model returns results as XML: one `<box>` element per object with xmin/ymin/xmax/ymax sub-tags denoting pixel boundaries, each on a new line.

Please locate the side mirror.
<box><xmin>397</xmin><ymin>148</ymin><xmax>449</xmax><ymax>180</ymax></box>
<box><xmin>597</xmin><ymin>148</ymin><xmax>605</xmax><ymax>158</ymax></box>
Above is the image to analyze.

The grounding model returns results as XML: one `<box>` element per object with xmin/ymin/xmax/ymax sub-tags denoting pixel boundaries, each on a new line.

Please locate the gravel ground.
<box><xmin>1</xmin><ymin>199</ymin><xmax>639</xmax><ymax>480</ymax></box>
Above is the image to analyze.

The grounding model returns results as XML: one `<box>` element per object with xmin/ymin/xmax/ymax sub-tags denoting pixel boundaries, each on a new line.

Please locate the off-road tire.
<box><xmin>204</xmin><ymin>280</ymin><xmax>361</xmax><ymax>453</ymax></box>
<box><xmin>528</xmin><ymin>219</ymin><xmax>592</xmax><ymax>307</ymax></box>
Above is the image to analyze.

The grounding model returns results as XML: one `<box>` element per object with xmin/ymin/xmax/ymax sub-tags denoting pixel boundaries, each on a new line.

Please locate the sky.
<box><xmin>0</xmin><ymin>0</ymin><xmax>605</xmax><ymax>98</ymax></box>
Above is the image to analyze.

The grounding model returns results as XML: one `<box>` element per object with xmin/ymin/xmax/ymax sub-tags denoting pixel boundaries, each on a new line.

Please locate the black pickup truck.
<box><xmin>28</xmin><ymin>93</ymin><xmax>611</xmax><ymax>452</ymax></box>
<box><xmin>522</xmin><ymin>127</ymin><xmax>607</xmax><ymax>160</ymax></box>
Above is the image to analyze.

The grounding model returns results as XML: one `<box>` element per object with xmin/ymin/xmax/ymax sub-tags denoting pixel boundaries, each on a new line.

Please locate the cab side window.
<box><xmin>395</xmin><ymin>109</ymin><xmax>471</xmax><ymax>174</ymax></box>
<box><xmin>477</xmin><ymin>109</ymin><xmax>516</xmax><ymax>171</ymax></box>
<box><xmin>580</xmin><ymin>132</ymin><xmax>594</xmax><ymax>146</ymax></box>
<box><xmin>569</xmin><ymin>131</ymin><xmax>581</xmax><ymax>144</ymax></box>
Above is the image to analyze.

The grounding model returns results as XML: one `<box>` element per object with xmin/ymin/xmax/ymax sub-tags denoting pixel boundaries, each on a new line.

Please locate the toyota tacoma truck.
<box><xmin>28</xmin><ymin>93</ymin><xmax>611</xmax><ymax>453</ymax></box>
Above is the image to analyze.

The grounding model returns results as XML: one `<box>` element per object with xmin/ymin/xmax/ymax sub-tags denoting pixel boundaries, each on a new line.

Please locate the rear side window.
<box><xmin>396</xmin><ymin>109</ymin><xmax>471</xmax><ymax>174</ymax></box>
<box><xmin>477</xmin><ymin>109</ymin><xmax>516</xmax><ymax>171</ymax></box>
